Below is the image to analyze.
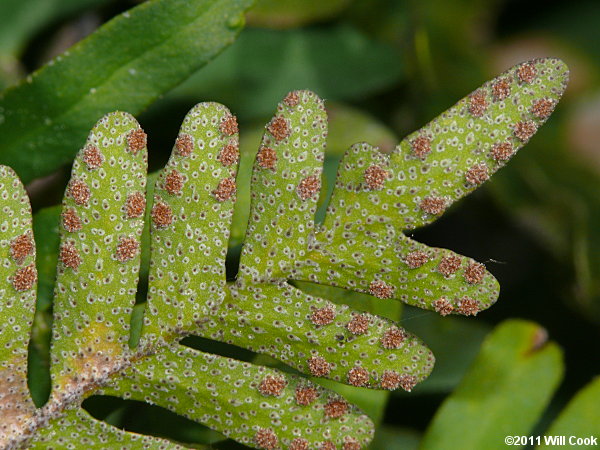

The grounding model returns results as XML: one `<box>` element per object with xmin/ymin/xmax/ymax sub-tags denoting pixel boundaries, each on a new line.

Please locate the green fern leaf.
<box><xmin>0</xmin><ymin>57</ymin><xmax>568</xmax><ymax>449</ymax></box>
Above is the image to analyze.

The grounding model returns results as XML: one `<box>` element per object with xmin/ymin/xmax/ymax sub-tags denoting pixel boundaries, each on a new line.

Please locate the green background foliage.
<box><xmin>0</xmin><ymin>0</ymin><xmax>598</xmax><ymax>448</ymax></box>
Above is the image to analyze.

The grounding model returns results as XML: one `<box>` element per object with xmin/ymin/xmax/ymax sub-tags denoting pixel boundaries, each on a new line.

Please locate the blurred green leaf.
<box><xmin>247</xmin><ymin>0</ymin><xmax>351</xmax><ymax>28</ymax></box>
<box><xmin>128</xmin><ymin>303</ymin><xmax>146</xmax><ymax>349</ymax></box>
<box><xmin>409</xmin><ymin>0</ymin><xmax>497</xmax><ymax>99</ymax></box>
<box><xmin>540</xmin><ymin>377</ymin><xmax>600</xmax><ymax>448</ymax></box>
<box><xmin>228</xmin><ymin>126</ymin><xmax>261</xmax><ymax>248</ymax></box>
<box><xmin>27</xmin><ymin>311</ymin><xmax>52</xmax><ymax>407</ymax></box>
<box><xmin>325</xmin><ymin>102</ymin><xmax>398</xmax><ymax>155</ymax></box>
<box><xmin>347</xmin><ymin>0</ymin><xmax>492</xmax><ymax>105</ymax></box>
<box><xmin>421</xmin><ymin>320</ymin><xmax>563</xmax><ymax>450</ymax></box>
<box><xmin>0</xmin><ymin>0</ymin><xmax>111</xmax><ymax>56</ymax></box>
<box><xmin>28</xmin><ymin>205</ymin><xmax>60</xmax><ymax>406</ymax></box>
<box><xmin>371</xmin><ymin>426</ymin><xmax>421</xmax><ymax>450</ymax></box>
<box><xmin>0</xmin><ymin>0</ymin><xmax>253</xmax><ymax>184</ymax></box>
<box><xmin>399</xmin><ymin>307</ymin><xmax>490</xmax><ymax>394</ymax></box>
<box><xmin>166</xmin><ymin>26</ymin><xmax>404</xmax><ymax>120</ymax></box>
<box><xmin>32</xmin><ymin>205</ymin><xmax>61</xmax><ymax>312</ymax></box>
<box><xmin>345</xmin><ymin>0</ymin><xmax>408</xmax><ymax>44</ymax></box>
<box><xmin>0</xmin><ymin>55</ymin><xmax>21</xmax><ymax>91</ymax></box>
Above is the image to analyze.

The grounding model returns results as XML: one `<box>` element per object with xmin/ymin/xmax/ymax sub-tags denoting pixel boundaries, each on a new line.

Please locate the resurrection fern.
<box><xmin>0</xmin><ymin>58</ymin><xmax>568</xmax><ymax>449</ymax></box>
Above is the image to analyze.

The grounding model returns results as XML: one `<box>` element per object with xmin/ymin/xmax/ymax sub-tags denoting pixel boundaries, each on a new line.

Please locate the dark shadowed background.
<box><xmin>1</xmin><ymin>0</ymin><xmax>598</xmax><ymax>448</ymax></box>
